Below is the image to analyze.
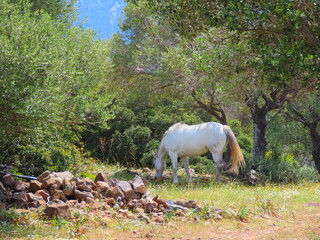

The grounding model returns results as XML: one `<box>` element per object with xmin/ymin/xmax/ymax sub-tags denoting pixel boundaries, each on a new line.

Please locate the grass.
<box><xmin>1</xmin><ymin>166</ymin><xmax>319</xmax><ymax>239</ymax></box>
<box><xmin>150</xmin><ymin>181</ymin><xmax>320</xmax><ymax>218</ymax></box>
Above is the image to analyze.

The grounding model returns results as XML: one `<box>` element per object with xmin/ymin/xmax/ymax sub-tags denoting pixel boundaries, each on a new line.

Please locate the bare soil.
<box><xmin>91</xmin><ymin>208</ymin><xmax>320</xmax><ymax>240</ymax></box>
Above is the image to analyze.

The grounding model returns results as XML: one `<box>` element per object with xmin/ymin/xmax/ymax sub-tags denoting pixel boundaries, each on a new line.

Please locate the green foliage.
<box><xmin>297</xmin><ymin>166</ymin><xmax>320</xmax><ymax>183</ymax></box>
<box><xmin>258</xmin><ymin>147</ymin><xmax>300</xmax><ymax>183</ymax></box>
<box><xmin>146</xmin><ymin>0</ymin><xmax>320</xmax><ymax>86</ymax></box>
<box><xmin>228</xmin><ymin>120</ymin><xmax>253</xmax><ymax>173</ymax></box>
<box><xmin>0</xmin><ymin>209</ymin><xmax>19</xmax><ymax>224</ymax></box>
<box><xmin>5</xmin><ymin>127</ymin><xmax>96</xmax><ymax>176</ymax></box>
<box><xmin>267</xmin><ymin>114</ymin><xmax>312</xmax><ymax>162</ymax></box>
<box><xmin>189</xmin><ymin>156</ymin><xmax>217</xmax><ymax>175</ymax></box>
<box><xmin>109</xmin><ymin>125</ymin><xmax>152</xmax><ymax>167</ymax></box>
<box><xmin>0</xmin><ymin>0</ymin><xmax>115</xmax><ymax>174</ymax></box>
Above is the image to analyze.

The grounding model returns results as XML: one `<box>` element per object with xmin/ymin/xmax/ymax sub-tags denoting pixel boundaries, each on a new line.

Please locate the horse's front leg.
<box><xmin>181</xmin><ymin>156</ymin><xmax>192</xmax><ymax>184</ymax></box>
<box><xmin>169</xmin><ymin>152</ymin><xmax>179</xmax><ymax>184</ymax></box>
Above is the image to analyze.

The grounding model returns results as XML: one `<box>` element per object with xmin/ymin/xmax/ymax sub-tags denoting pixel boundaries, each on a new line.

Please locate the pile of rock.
<box><xmin>0</xmin><ymin>170</ymin><xmax>199</xmax><ymax>222</ymax></box>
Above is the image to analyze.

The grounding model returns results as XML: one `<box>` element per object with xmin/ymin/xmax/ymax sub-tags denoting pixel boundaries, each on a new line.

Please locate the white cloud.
<box><xmin>109</xmin><ymin>1</ymin><xmax>121</xmax><ymax>26</ymax></box>
<box><xmin>77</xmin><ymin>0</ymin><xmax>109</xmax><ymax>10</ymax></box>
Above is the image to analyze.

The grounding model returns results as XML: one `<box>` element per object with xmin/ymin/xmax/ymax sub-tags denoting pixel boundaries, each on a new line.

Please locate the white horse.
<box><xmin>153</xmin><ymin>122</ymin><xmax>245</xmax><ymax>184</ymax></box>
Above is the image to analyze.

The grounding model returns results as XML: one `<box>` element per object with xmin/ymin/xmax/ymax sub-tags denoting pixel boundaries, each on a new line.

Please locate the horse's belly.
<box><xmin>175</xmin><ymin>144</ymin><xmax>209</xmax><ymax>157</ymax></box>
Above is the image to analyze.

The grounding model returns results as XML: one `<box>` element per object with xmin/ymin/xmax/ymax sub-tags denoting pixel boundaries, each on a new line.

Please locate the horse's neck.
<box><xmin>159</xmin><ymin>144</ymin><xmax>168</xmax><ymax>159</ymax></box>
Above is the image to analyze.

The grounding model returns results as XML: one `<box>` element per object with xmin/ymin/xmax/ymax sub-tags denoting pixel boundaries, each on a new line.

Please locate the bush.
<box><xmin>140</xmin><ymin>139</ymin><xmax>160</xmax><ymax>168</ymax></box>
<box><xmin>8</xmin><ymin>139</ymin><xmax>93</xmax><ymax>176</ymax></box>
<box><xmin>107</xmin><ymin>125</ymin><xmax>152</xmax><ymax>167</ymax></box>
<box><xmin>189</xmin><ymin>156</ymin><xmax>217</xmax><ymax>175</ymax></box>
<box><xmin>258</xmin><ymin>147</ymin><xmax>300</xmax><ymax>183</ymax></box>
<box><xmin>297</xmin><ymin>165</ymin><xmax>320</xmax><ymax>183</ymax></box>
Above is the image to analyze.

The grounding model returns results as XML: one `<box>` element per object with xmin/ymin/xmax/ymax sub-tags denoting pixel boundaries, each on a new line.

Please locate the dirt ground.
<box><xmin>99</xmin><ymin>209</ymin><xmax>320</xmax><ymax>240</ymax></box>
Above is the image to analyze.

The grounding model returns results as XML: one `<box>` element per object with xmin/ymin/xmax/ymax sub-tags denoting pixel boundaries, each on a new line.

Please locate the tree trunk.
<box><xmin>310</xmin><ymin>126</ymin><xmax>320</xmax><ymax>174</ymax></box>
<box><xmin>246</xmin><ymin>91</ymin><xmax>289</xmax><ymax>168</ymax></box>
<box><xmin>252</xmin><ymin>110</ymin><xmax>268</xmax><ymax>168</ymax></box>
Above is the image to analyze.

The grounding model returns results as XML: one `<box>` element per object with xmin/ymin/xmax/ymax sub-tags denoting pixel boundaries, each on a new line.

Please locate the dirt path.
<box><xmin>101</xmin><ymin>211</ymin><xmax>320</xmax><ymax>240</ymax></box>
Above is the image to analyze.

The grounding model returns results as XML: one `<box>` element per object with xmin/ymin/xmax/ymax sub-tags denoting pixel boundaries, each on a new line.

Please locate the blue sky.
<box><xmin>76</xmin><ymin>0</ymin><xmax>126</xmax><ymax>39</ymax></box>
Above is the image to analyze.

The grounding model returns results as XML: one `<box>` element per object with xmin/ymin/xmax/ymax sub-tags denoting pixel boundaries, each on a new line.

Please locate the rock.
<box><xmin>91</xmin><ymin>202</ymin><xmax>102</xmax><ymax>209</ymax></box>
<box><xmin>0</xmin><ymin>190</ymin><xmax>4</xmax><ymax>202</ymax></box>
<box><xmin>12</xmin><ymin>192</ymin><xmax>28</xmax><ymax>208</ymax></box>
<box><xmin>28</xmin><ymin>199</ymin><xmax>46</xmax><ymax>208</ymax></box>
<box><xmin>106</xmin><ymin>178</ymin><xmax>119</xmax><ymax>188</ymax></box>
<box><xmin>153</xmin><ymin>196</ymin><xmax>168</xmax><ymax>209</ymax></box>
<box><xmin>153</xmin><ymin>216</ymin><xmax>164</xmax><ymax>223</ymax></box>
<box><xmin>0</xmin><ymin>182</ymin><xmax>6</xmax><ymax>192</ymax></box>
<box><xmin>35</xmin><ymin>189</ymin><xmax>50</xmax><ymax>201</ymax></box>
<box><xmin>26</xmin><ymin>192</ymin><xmax>35</xmax><ymax>202</ymax></box>
<box><xmin>42</xmin><ymin>175</ymin><xmax>63</xmax><ymax>189</ymax></box>
<box><xmin>131</xmin><ymin>175</ymin><xmax>147</xmax><ymax>194</ymax></box>
<box><xmin>37</xmin><ymin>170</ymin><xmax>51</xmax><ymax>183</ymax></box>
<box><xmin>166</xmin><ymin>200</ymin><xmax>188</xmax><ymax>211</ymax></box>
<box><xmin>51</xmin><ymin>199</ymin><xmax>65</xmax><ymax>205</ymax></box>
<box><xmin>96</xmin><ymin>181</ymin><xmax>110</xmax><ymax>191</ymax></box>
<box><xmin>66</xmin><ymin>200</ymin><xmax>78</xmax><ymax>206</ymax></box>
<box><xmin>27</xmin><ymin>192</ymin><xmax>45</xmax><ymax>203</ymax></box>
<box><xmin>74</xmin><ymin>189</ymin><xmax>94</xmax><ymax>202</ymax></box>
<box><xmin>51</xmin><ymin>189</ymin><xmax>67</xmax><ymax>202</ymax></box>
<box><xmin>12</xmin><ymin>192</ymin><xmax>28</xmax><ymax>202</ymax></box>
<box><xmin>3</xmin><ymin>174</ymin><xmax>15</xmax><ymax>188</ymax></box>
<box><xmin>118</xmin><ymin>181</ymin><xmax>138</xmax><ymax>200</ymax></box>
<box><xmin>14</xmin><ymin>181</ymin><xmax>30</xmax><ymax>192</ymax></box>
<box><xmin>95</xmin><ymin>173</ymin><xmax>108</xmax><ymax>182</ymax></box>
<box><xmin>0</xmin><ymin>203</ymin><xmax>6</xmax><ymax>211</ymax></box>
<box><xmin>0</xmin><ymin>182</ymin><xmax>6</xmax><ymax>202</ymax></box>
<box><xmin>63</xmin><ymin>182</ymin><xmax>74</xmax><ymax>198</ymax></box>
<box><xmin>145</xmin><ymin>202</ymin><xmax>157</xmax><ymax>213</ymax></box>
<box><xmin>48</xmin><ymin>184</ymin><xmax>60</xmax><ymax>195</ymax></box>
<box><xmin>127</xmin><ymin>199</ymin><xmax>143</xmax><ymax>210</ymax></box>
<box><xmin>29</xmin><ymin>180</ymin><xmax>42</xmax><ymax>193</ymax></box>
<box><xmin>104</xmin><ymin>197</ymin><xmax>116</xmax><ymax>206</ymax></box>
<box><xmin>32</xmin><ymin>193</ymin><xmax>45</xmax><ymax>202</ymax></box>
<box><xmin>135</xmin><ymin>207</ymin><xmax>145</xmax><ymax>214</ymax></box>
<box><xmin>53</xmin><ymin>171</ymin><xmax>73</xmax><ymax>182</ymax></box>
<box><xmin>76</xmin><ymin>178</ymin><xmax>96</xmax><ymax>192</ymax></box>
<box><xmin>85</xmin><ymin>197</ymin><xmax>96</xmax><ymax>204</ymax></box>
<box><xmin>107</xmin><ymin>186</ymin><xmax>125</xmax><ymax>200</ymax></box>
<box><xmin>43</xmin><ymin>203</ymin><xmax>71</xmax><ymax>218</ymax></box>
<box><xmin>175</xmin><ymin>200</ymin><xmax>198</xmax><ymax>209</ymax></box>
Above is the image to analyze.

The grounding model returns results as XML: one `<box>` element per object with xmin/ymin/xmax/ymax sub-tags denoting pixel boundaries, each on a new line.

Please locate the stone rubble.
<box><xmin>0</xmin><ymin>170</ymin><xmax>203</xmax><ymax>223</ymax></box>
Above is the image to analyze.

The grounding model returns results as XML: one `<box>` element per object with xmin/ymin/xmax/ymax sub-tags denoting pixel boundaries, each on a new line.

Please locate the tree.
<box><xmin>286</xmin><ymin>94</ymin><xmax>320</xmax><ymax>173</ymax></box>
<box><xmin>143</xmin><ymin>0</ymin><xmax>319</xmax><ymax>163</ymax></box>
<box><xmin>0</xmin><ymin>0</ymin><xmax>114</xmax><ymax>174</ymax></box>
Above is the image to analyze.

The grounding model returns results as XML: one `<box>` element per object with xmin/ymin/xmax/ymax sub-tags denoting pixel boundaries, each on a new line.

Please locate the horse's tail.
<box><xmin>223</xmin><ymin>125</ymin><xmax>245</xmax><ymax>174</ymax></box>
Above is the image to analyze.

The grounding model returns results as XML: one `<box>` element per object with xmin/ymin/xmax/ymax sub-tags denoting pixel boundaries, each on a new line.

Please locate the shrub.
<box><xmin>107</xmin><ymin>125</ymin><xmax>152</xmax><ymax>167</ymax></box>
<box><xmin>297</xmin><ymin>165</ymin><xmax>320</xmax><ymax>182</ymax></box>
<box><xmin>258</xmin><ymin>147</ymin><xmax>300</xmax><ymax>183</ymax></box>
<box><xmin>10</xmin><ymin>140</ymin><xmax>93</xmax><ymax>176</ymax></box>
<box><xmin>189</xmin><ymin>156</ymin><xmax>217</xmax><ymax>175</ymax></box>
<box><xmin>140</xmin><ymin>139</ymin><xmax>160</xmax><ymax>168</ymax></box>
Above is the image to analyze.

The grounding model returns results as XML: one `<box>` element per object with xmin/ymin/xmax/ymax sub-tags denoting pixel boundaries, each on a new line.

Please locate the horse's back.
<box><xmin>161</xmin><ymin>122</ymin><xmax>226</xmax><ymax>156</ymax></box>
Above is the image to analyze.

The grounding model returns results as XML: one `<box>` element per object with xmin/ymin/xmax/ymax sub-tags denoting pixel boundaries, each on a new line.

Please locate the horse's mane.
<box><xmin>163</xmin><ymin>123</ymin><xmax>188</xmax><ymax>137</ymax></box>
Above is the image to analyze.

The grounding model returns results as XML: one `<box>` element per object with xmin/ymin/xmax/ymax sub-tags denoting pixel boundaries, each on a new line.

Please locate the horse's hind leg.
<box><xmin>181</xmin><ymin>157</ymin><xmax>192</xmax><ymax>183</ymax></box>
<box><xmin>181</xmin><ymin>157</ymin><xmax>192</xmax><ymax>184</ymax></box>
<box><xmin>168</xmin><ymin>152</ymin><xmax>179</xmax><ymax>184</ymax></box>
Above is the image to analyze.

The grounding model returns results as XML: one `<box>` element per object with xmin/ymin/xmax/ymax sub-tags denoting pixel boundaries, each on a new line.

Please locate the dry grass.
<box><xmin>1</xmin><ymin>168</ymin><xmax>319</xmax><ymax>240</ymax></box>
